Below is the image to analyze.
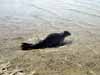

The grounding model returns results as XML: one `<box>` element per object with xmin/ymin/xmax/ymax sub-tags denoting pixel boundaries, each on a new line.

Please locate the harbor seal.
<box><xmin>21</xmin><ymin>31</ymin><xmax>71</xmax><ymax>50</ymax></box>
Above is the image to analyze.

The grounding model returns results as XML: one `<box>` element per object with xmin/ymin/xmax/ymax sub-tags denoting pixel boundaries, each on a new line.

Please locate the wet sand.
<box><xmin>0</xmin><ymin>0</ymin><xmax>100</xmax><ymax>75</ymax></box>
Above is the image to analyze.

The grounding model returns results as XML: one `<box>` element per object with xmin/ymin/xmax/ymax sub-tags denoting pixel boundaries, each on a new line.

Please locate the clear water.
<box><xmin>0</xmin><ymin>0</ymin><xmax>100</xmax><ymax>25</ymax></box>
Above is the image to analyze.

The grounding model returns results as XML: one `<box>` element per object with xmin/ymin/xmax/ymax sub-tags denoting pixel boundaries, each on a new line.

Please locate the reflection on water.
<box><xmin>0</xmin><ymin>0</ymin><xmax>100</xmax><ymax>25</ymax></box>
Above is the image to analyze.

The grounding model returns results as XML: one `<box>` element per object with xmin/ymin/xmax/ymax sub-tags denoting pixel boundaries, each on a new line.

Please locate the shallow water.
<box><xmin>0</xmin><ymin>0</ymin><xmax>100</xmax><ymax>25</ymax></box>
<box><xmin>0</xmin><ymin>0</ymin><xmax>100</xmax><ymax>75</ymax></box>
<box><xmin>0</xmin><ymin>0</ymin><xmax>100</xmax><ymax>52</ymax></box>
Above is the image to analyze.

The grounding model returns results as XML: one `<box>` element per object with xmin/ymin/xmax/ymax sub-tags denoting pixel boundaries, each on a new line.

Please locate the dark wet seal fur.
<box><xmin>21</xmin><ymin>31</ymin><xmax>71</xmax><ymax>50</ymax></box>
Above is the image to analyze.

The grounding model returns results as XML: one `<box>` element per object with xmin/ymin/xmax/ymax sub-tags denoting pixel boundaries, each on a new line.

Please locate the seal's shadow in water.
<box><xmin>21</xmin><ymin>31</ymin><xmax>72</xmax><ymax>50</ymax></box>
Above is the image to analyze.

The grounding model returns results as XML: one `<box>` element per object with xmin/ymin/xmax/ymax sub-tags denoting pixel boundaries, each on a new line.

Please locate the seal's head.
<box><xmin>63</xmin><ymin>31</ymin><xmax>71</xmax><ymax>37</ymax></box>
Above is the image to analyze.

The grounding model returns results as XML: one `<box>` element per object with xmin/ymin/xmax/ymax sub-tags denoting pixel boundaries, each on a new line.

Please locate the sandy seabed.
<box><xmin>0</xmin><ymin>0</ymin><xmax>100</xmax><ymax>75</ymax></box>
<box><xmin>0</xmin><ymin>16</ymin><xmax>100</xmax><ymax>75</ymax></box>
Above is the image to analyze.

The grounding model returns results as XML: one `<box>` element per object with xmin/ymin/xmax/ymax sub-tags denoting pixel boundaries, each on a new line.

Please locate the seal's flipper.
<box><xmin>21</xmin><ymin>43</ymin><xmax>34</xmax><ymax>50</ymax></box>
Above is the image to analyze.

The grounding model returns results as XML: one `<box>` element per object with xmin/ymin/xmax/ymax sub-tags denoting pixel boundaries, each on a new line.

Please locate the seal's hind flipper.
<box><xmin>21</xmin><ymin>43</ymin><xmax>34</xmax><ymax>50</ymax></box>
